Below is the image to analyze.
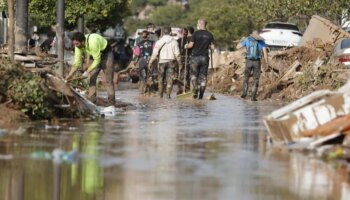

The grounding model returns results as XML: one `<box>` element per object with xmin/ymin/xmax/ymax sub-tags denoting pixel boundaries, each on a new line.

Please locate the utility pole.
<box><xmin>7</xmin><ymin>0</ymin><xmax>15</xmax><ymax>62</ymax></box>
<box><xmin>57</xmin><ymin>0</ymin><xmax>65</xmax><ymax>77</ymax></box>
<box><xmin>15</xmin><ymin>0</ymin><xmax>28</xmax><ymax>53</ymax></box>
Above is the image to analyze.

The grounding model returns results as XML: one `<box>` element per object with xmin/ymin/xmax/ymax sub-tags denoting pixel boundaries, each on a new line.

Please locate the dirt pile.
<box><xmin>208</xmin><ymin>41</ymin><xmax>347</xmax><ymax>101</ymax></box>
<box><xmin>209</xmin><ymin>15</ymin><xmax>350</xmax><ymax>101</ymax></box>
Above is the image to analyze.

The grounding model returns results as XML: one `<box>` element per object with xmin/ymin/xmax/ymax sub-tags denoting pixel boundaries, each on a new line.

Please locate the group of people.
<box><xmin>64</xmin><ymin>19</ymin><xmax>269</xmax><ymax>107</ymax></box>
<box><xmin>132</xmin><ymin>19</ymin><xmax>214</xmax><ymax>100</ymax></box>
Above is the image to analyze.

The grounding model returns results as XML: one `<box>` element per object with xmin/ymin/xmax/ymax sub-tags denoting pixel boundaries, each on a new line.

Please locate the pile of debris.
<box><xmin>208</xmin><ymin>15</ymin><xmax>350</xmax><ymax>101</ymax></box>
<box><xmin>0</xmin><ymin>58</ymin><xmax>92</xmax><ymax>120</ymax></box>
<box><xmin>0</xmin><ymin>56</ymin><xmax>129</xmax><ymax>122</ymax></box>
<box><xmin>264</xmin><ymin>80</ymin><xmax>350</xmax><ymax>177</ymax></box>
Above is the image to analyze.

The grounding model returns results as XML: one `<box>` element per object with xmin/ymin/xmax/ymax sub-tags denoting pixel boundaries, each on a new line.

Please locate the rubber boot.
<box><xmin>193</xmin><ymin>89</ymin><xmax>198</xmax><ymax>99</ymax></box>
<box><xmin>166</xmin><ymin>83</ymin><xmax>173</xmax><ymax>99</ymax></box>
<box><xmin>166</xmin><ymin>89</ymin><xmax>172</xmax><ymax>99</ymax></box>
<box><xmin>158</xmin><ymin>85</ymin><xmax>163</xmax><ymax>98</ymax></box>
<box><xmin>199</xmin><ymin>86</ymin><xmax>206</xmax><ymax>100</ymax></box>
<box><xmin>108</xmin><ymin>95</ymin><xmax>116</xmax><ymax>106</ymax></box>
<box><xmin>241</xmin><ymin>80</ymin><xmax>248</xmax><ymax>98</ymax></box>
<box><xmin>251</xmin><ymin>84</ymin><xmax>258</xmax><ymax>101</ymax></box>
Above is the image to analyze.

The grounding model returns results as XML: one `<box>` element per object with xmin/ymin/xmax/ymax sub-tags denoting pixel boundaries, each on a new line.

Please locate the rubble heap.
<box><xmin>208</xmin><ymin>15</ymin><xmax>350</xmax><ymax>102</ymax></box>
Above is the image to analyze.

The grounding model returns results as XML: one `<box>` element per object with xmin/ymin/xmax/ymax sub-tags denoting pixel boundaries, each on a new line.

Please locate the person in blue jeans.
<box><xmin>236</xmin><ymin>31</ymin><xmax>269</xmax><ymax>101</ymax></box>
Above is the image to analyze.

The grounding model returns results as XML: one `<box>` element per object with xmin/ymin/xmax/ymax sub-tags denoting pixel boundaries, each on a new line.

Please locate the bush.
<box><xmin>8</xmin><ymin>75</ymin><xmax>54</xmax><ymax>119</ymax></box>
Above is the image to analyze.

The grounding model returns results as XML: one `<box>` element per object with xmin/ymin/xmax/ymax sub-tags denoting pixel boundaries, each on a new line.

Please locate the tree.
<box><xmin>7</xmin><ymin>0</ymin><xmax>14</xmax><ymax>61</ymax></box>
<box><xmin>29</xmin><ymin>0</ymin><xmax>130</xmax><ymax>30</ymax></box>
<box><xmin>15</xmin><ymin>0</ymin><xmax>29</xmax><ymax>53</ymax></box>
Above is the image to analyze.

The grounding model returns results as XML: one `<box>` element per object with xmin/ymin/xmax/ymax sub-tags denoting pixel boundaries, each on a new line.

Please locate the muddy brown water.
<box><xmin>0</xmin><ymin>83</ymin><xmax>349</xmax><ymax>200</ymax></box>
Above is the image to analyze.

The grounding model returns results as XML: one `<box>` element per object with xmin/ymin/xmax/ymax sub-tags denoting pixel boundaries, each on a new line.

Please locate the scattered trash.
<box><xmin>97</xmin><ymin>105</ymin><xmax>118</xmax><ymax>116</ymax></box>
<box><xmin>12</xmin><ymin>127</ymin><xmax>26</xmax><ymax>135</ymax></box>
<box><xmin>52</xmin><ymin>148</ymin><xmax>78</xmax><ymax>163</ymax></box>
<box><xmin>44</xmin><ymin>125</ymin><xmax>61</xmax><ymax>130</ymax></box>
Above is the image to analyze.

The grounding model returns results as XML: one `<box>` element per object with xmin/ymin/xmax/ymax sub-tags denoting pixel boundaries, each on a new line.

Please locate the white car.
<box><xmin>333</xmin><ymin>38</ymin><xmax>350</xmax><ymax>68</ymax></box>
<box><xmin>259</xmin><ymin>22</ymin><xmax>302</xmax><ymax>49</ymax></box>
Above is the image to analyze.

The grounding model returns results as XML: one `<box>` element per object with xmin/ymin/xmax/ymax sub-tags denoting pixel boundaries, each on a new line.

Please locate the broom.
<box><xmin>176</xmin><ymin>48</ymin><xmax>193</xmax><ymax>99</ymax></box>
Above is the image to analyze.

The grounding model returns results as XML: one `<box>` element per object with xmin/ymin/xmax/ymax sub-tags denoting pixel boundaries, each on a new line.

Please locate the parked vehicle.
<box><xmin>333</xmin><ymin>38</ymin><xmax>350</xmax><ymax>68</ymax></box>
<box><xmin>342</xmin><ymin>21</ymin><xmax>350</xmax><ymax>33</ymax></box>
<box><xmin>259</xmin><ymin>22</ymin><xmax>302</xmax><ymax>49</ymax></box>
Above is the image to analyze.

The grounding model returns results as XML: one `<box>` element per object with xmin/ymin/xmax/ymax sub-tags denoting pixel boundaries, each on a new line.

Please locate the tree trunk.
<box><xmin>15</xmin><ymin>0</ymin><xmax>29</xmax><ymax>54</ymax></box>
<box><xmin>7</xmin><ymin>0</ymin><xmax>15</xmax><ymax>62</ymax></box>
<box><xmin>56</xmin><ymin>0</ymin><xmax>65</xmax><ymax>77</ymax></box>
<box><xmin>77</xmin><ymin>16</ymin><xmax>84</xmax><ymax>33</ymax></box>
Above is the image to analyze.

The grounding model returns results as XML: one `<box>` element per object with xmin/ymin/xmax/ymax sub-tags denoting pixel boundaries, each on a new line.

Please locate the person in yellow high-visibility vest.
<box><xmin>66</xmin><ymin>32</ymin><xmax>115</xmax><ymax>106</ymax></box>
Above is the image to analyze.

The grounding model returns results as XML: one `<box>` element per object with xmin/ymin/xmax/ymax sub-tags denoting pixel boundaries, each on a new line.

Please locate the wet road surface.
<box><xmin>0</xmin><ymin>83</ymin><xmax>350</xmax><ymax>200</ymax></box>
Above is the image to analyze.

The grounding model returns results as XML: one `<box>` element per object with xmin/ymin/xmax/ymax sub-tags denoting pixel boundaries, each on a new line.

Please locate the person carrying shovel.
<box><xmin>65</xmin><ymin>32</ymin><xmax>115</xmax><ymax>106</ymax></box>
<box><xmin>184</xmin><ymin>19</ymin><xmax>214</xmax><ymax>99</ymax></box>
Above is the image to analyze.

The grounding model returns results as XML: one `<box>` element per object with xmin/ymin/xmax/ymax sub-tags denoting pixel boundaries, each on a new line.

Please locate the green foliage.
<box><xmin>8</xmin><ymin>75</ymin><xmax>53</xmax><ymax>119</ymax></box>
<box><xmin>130</xmin><ymin>0</ymin><xmax>166</xmax><ymax>13</ymax></box>
<box><xmin>125</xmin><ymin>0</ymin><xmax>350</xmax><ymax>48</ymax></box>
<box><xmin>29</xmin><ymin>0</ymin><xmax>131</xmax><ymax>30</ymax></box>
<box><xmin>150</xmin><ymin>5</ymin><xmax>187</xmax><ymax>27</ymax></box>
<box><xmin>0</xmin><ymin>60</ymin><xmax>53</xmax><ymax>119</ymax></box>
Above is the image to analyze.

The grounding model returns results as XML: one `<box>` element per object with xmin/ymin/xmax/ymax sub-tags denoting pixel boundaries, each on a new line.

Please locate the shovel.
<box><xmin>176</xmin><ymin>48</ymin><xmax>194</xmax><ymax>100</ymax></box>
<box><xmin>209</xmin><ymin>47</ymin><xmax>216</xmax><ymax>98</ymax></box>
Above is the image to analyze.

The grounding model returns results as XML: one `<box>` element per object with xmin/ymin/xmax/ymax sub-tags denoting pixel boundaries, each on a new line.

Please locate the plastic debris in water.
<box><xmin>52</xmin><ymin>148</ymin><xmax>78</xmax><ymax>163</ymax></box>
<box><xmin>30</xmin><ymin>148</ymin><xmax>79</xmax><ymax>164</ymax></box>
<box><xmin>12</xmin><ymin>127</ymin><xmax>26</xmax><ymax>135</ymax></box>
<box><xmin>44</xmin><ymin>125</ymin><xmax>61</xmax><ymax>130</ymax></box>
<box><xmin>98</xmin><ymin>105</ymin><xmax>117</xmax><ymax>116</ymax></box>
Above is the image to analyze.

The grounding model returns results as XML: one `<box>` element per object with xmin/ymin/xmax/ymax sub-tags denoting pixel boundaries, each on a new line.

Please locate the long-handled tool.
<box><xmin>183</xmin><ymin>48</ymin><xmax>188</xmax><ymax>93</ymax></box>
<box><xmin>176</xmin><ymin>48</ymin><xmax>194</xmax><ymax>100</ymax></box>
<box><xmin>209</xmin><ymin>47</ymin><xmax>216</xmax><ymax>100</ymax></box>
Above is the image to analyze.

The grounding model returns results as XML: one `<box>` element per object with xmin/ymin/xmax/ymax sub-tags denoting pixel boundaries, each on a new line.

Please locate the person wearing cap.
<box><xmin>236</xmin><ymin>31</ymin><xmax>268</xmax><ymax>101</ymax></box>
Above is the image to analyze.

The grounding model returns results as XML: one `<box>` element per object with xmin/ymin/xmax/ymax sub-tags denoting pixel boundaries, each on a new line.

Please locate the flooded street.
<box><xmin>0</xmin><ymin>83</ymin><xmax>350</xmax><ymax>200</ymax></box>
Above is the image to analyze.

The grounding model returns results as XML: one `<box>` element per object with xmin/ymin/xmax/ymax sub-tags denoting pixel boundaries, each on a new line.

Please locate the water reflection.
<box><xmin>0</xmin><ymin>88</ymin><xmax>349</xmax><ymax>200</ymax></box>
